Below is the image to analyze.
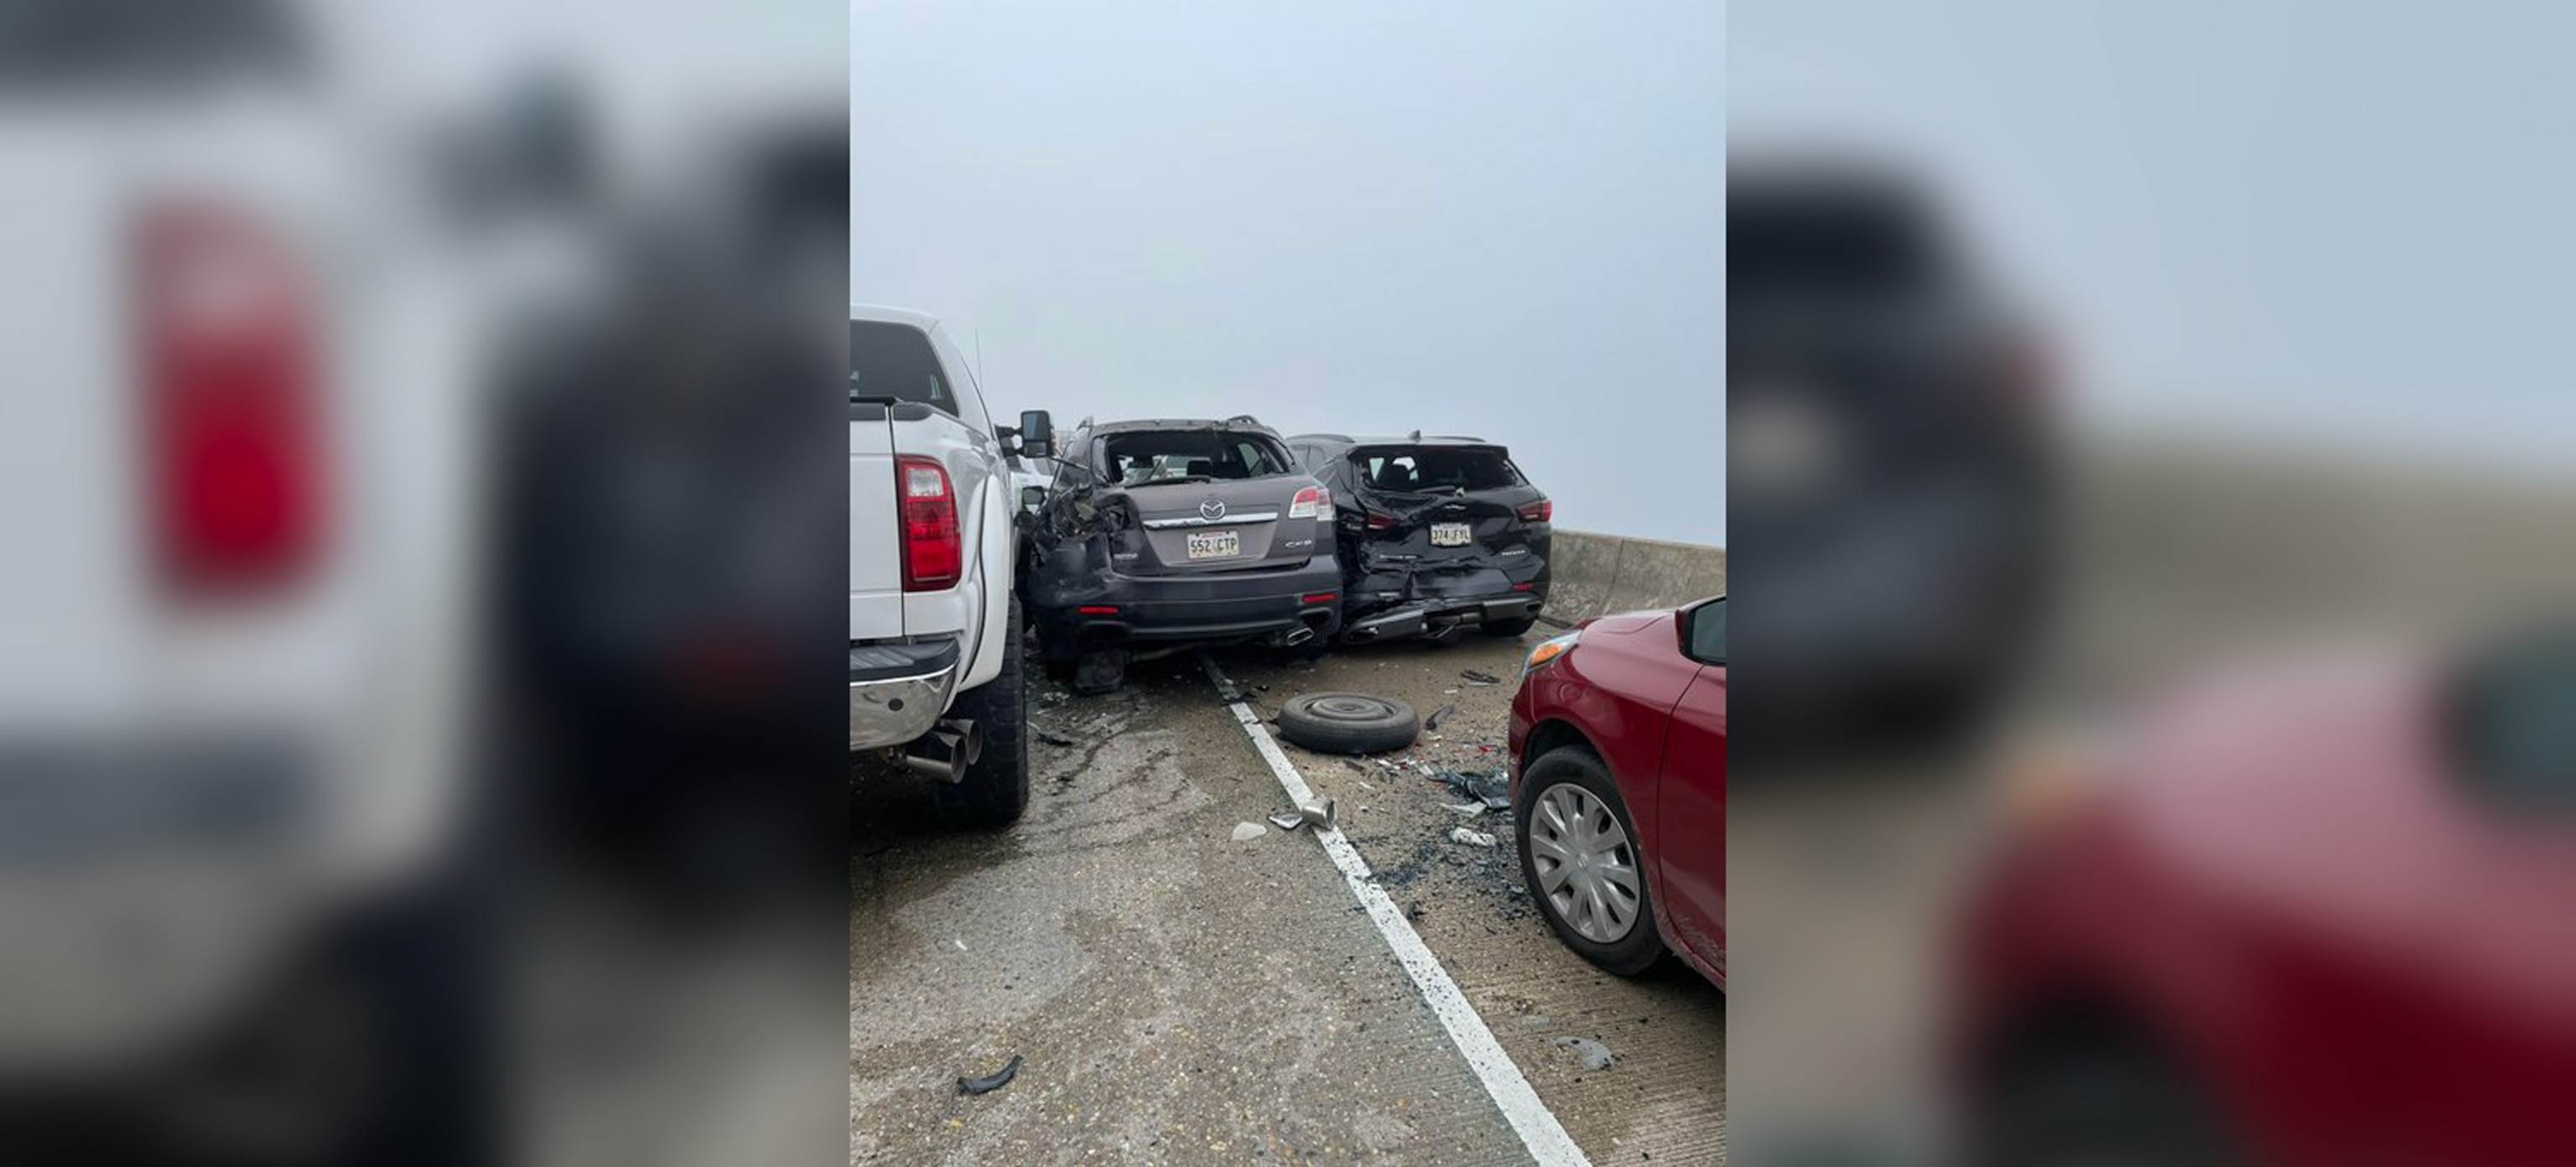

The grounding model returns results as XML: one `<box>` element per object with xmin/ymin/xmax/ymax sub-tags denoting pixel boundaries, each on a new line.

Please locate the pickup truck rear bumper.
<box><xmin>849</xmin><ymin>637</ymin><xmax>962</xmax><ymax>751</ymax></box>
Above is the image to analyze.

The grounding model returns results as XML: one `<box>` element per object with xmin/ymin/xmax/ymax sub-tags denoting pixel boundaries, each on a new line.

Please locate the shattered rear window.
<box><xmin>1353</xmin><ymin>448</ymin><xmax>1524</xmax><ymax>493</ymax></box>
<box><xmin>1100</xmin><ymin>431</ymin><xmax>1291</xmax><ymax>484</ymax></box>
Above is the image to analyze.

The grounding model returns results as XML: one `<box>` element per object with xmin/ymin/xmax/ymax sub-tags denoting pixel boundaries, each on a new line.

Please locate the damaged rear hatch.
<box><xmin>1332</xmin><ymin>442</ymin><xmax>1550</xmax><ymax>637</ymax></box>
<box><xmin>1089</xmin><ymin>428</ymin><xmax>1326</xmax><ymax>577</ymax></box>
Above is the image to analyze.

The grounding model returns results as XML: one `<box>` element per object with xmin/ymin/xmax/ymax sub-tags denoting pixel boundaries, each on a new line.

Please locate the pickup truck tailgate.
<box><xmin>849</xmin><ymin>403</ymin><xmax>903</xmax><ymax>639</ymax></box>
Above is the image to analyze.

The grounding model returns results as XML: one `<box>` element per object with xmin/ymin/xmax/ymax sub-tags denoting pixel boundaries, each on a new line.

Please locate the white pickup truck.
<box><xmin>849</xmin><ymin>304</ymin><xmax>1046</xmax><ymax>826</ymax></box>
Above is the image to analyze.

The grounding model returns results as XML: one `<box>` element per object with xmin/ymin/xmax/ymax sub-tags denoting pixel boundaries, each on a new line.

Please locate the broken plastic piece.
<box><xmin>1266</xmin><ymin>811</ymin><xmax>1304</xmax><ymax>831</ymax></box>
<box><xmin>1446</xmin><ymin>802</ymin><xmax>1486</xmax><ymax>815</ymax></box>
<box><xmin>1425</xmin><ymin>703</ymin><xmax>1457</xmax><ymax>731</ymax></box>
<box><xmin>1459</xmin><ymin>668</ymin><xmax>1503</xmax><ymax>685</ymax></box>
<box><xmin>958</xmin><ymin>1054</ymin><xmax>1025</xmax><ymax>1095</ymax></box>
<box><xmin>1449</xmin><ymin>827</ymin><xmax>1497</xmax><ymax>848</ymax></box>
<box><xmin>1231</xmin><ymin>822</ymin><xmax>1267</xmax><ymax>842</ymax></box>
<box><xmin>1035</xmin><ymin>729</ymin><xmax>1077</xmax><ymax>747</ymax></box>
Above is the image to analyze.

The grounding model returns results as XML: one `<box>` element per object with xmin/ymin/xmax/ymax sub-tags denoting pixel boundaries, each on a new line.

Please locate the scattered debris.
<box><xmin>1262</xmin><ymin>796</ymin><xmax>1337</xmax><ymax>832</ymax></box>
<box><xmin>1355</xmin><ymin>780</ymin><xmax>1376</xmax><ymax>791</ymax></box>
<box><xmin>1448</xmin><ymin>827</ymin><xmax>1497</xmax><ymax>848</ymax></box>
<box><xmin>1034</xmin><ymin>729</ymin><xmax>1077</xmax><ymax>747</ymax></box>
<box><xmin>1506</xmin><ymin>884</ymin><xmax>1527</xmax><ymax>900</ymax></box>
<box><xmin>958</xmin><ymin>1054</ymin><xmax>1025</xmax><ymax>1095</ymax></box>
<box><xmin>1459</xmin><ymin>668</ymin><xmax>1504</xmax><ymax>686</ymax></box>
<box><xmin>1552</xmin><ymin>1036</ymin><xmax>1616</xmax><ymax>1071</ymax></box>
<box><xmin>1231</xmin><ymin>822</ymin><xmax>1267</xmax><ymax>842</ymax></box>
<box><xmin>1425</xmin><ymin>703</ymin><xmax>1457</xmax><ymax>732</ymax></box>
<box><xmin>1436</xmin><ymin>767</ymin><xmax>1510</xmax><ymax>808</ymax></box>
<box><xmin>953</xmin><ymin>938</ymin><xmax>968</xmax><ymax>952</ymax></box>
<box><xmin>1405</xmin><ymin>900</ymin><xmax>1427</xmax><ymax>923</ymax></box>
<box><xmin>1339</xmin><ymin>759</ymin><xmax>1368</xmax><ymax>773</ymax></box>
<box><xmin>1446</xmin><ymin>802</ymin><xmax>1487</xmax><ymax>816</ymax></box>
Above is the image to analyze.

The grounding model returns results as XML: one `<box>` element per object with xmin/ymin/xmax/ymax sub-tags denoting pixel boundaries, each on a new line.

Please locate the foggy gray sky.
<box><xmin>1734</xmin><ymin>0</ymin><xmax>2576</xmax><ymax>485</ymax></box>
<box><xmin>853</xmin><ymin>1</ymin><xmax>1726</xmax><ymax>544</ymax></box>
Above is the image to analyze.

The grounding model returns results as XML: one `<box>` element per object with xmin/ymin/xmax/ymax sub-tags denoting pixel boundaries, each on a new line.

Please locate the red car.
<box><xmin>1956</xmin><ymin>639</ymin><xmax>2576</xmax><ymax>1166</ymax></box>
<box><xmin>1507</xmin><ymin>596</ymin><xmax>1725</xmax><ymax>986</ymax></box>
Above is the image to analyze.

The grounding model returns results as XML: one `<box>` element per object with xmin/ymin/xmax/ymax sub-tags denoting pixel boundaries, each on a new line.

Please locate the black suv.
<box><xmin>1288</xmin><ymin>433</ymin><xmax>1552</xmax><ymax>643</ymax></box>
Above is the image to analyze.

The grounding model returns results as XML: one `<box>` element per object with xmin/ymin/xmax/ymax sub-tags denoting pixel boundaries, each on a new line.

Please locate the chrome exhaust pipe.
<box><xmin>900</xmin><ymin>718</ymin><xmax>981</xmax><ymax>783</ymax></box>
<box><xmin>1281</xmin><ymin>625</ymin><xmax>1317</xmax><ymax>648</ymax></box>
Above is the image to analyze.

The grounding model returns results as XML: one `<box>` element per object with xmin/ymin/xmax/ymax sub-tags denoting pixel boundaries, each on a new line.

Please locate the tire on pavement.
<box><xmin>936</xmin><ymin>605</ymin><xmax>1031</xmax><ymax>827</ymax></box>
<box><xmin>1516</xmin><ymin>744</ymin><xmax>1665</xmax><ymax>976</ymax></box>
<box><xmin>1275</xmin><ymin>692</ymin><xmax>1420</xmax><ymax>755</ymax></box>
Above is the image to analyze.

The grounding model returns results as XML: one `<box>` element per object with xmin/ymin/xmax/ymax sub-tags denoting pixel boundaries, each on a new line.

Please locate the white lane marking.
<box><xmin>1204</xmin><ymin>657</ymin><xmax>1591</xmax><ymax>1167</ymax></box>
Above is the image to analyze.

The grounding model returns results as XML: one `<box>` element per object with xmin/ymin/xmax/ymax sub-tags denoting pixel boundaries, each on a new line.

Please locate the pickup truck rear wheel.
<box><xmin>936</xmin><ymin>606</ymin><xmax>1031</xmax><ymax>828</ymax></box>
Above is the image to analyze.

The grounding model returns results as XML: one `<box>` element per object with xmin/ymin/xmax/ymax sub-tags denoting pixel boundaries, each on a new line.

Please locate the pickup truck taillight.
<box><xmin>897</xmin><ymin>454</ymin><xmax>961</xmax><ymax>591</ymax></box>
<box><xmin>1517</xmin><ymin>499</ymin><xmax>1553</xmax><ymax>523</ymax></box>
<box><xmin>135</xmin><ymin>198</ymin><xmax>323</xmax><ymax>599</ymax></box>
<box><xmin>1289</xmin><ymin>485</ymin><xmax>1332</xmax><ymax>521</ymax></box>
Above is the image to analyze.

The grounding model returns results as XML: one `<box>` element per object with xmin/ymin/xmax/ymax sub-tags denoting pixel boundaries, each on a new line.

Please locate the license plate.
<box><xmin>1186</xmin><ymin>530</ymin><xmax>1241</xmax><ymax>560</ymax></box>
<box><xmin>1430</xmin><ymin>522</ymin><xmax>1472</xmax><ymax>547</ymax></box>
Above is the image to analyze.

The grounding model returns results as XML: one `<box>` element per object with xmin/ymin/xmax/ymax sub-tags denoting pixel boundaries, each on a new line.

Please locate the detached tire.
<box><xmin>936</xmin><ymin>605</ymin><xmax>1031</xmax><ymax>828</ymax></box>
<box><xmin>1276</xmin><ymin>692</ymin><xmax>1420</xmax><ymax>755</ymax></box>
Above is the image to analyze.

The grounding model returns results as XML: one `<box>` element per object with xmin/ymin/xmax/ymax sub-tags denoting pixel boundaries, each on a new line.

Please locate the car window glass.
<box><xmin>848</xmin><ymin>321</ymin><xmax>958</xmax><ymax>415</ymax></box>
<box><xmin>2458</xmin><ymin>641</ymin><xmax>2576</xmax><ymax>811</ymax></box>
<box><xmin>1688</xmin><ymin>599</ymin><xmax>1725</xmax><ymax>664</ymax></box>
<box><xmin>1357</xmin><ymin>449</ymin><xmax>1519</xmax><ymax>491</ymax></box>
<box><xmin>1101</xmin><ymin>431</ymin><xmax>1290</xmax><ymax>484</ymax></box>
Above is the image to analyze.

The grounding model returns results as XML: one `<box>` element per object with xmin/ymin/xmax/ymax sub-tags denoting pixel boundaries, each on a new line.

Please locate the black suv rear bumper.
<box><xmin>1341</xmin><ymin>587</ymin><xmax>1546</xmax><ymax>643</ymax></box>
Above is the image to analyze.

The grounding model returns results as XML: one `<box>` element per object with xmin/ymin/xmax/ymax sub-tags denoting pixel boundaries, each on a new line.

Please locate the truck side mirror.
<box><xmin>1019</xmin><ymin>410</ymin><xmax>1054</xmax><ymax>459</ymax></box>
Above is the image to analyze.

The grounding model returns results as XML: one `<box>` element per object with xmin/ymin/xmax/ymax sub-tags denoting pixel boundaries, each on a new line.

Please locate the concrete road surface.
<box><xmin>850</xmin><ymin>629</ymin><xmax>1725</xmax><ymax>1164</ymax></box>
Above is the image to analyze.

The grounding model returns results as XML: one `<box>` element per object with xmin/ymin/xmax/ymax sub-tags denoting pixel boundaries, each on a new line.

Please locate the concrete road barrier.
<box><xmin>1540</xmin><ymin>530</ymin><xmax>1726</xmax><ymax>627</ymax></box>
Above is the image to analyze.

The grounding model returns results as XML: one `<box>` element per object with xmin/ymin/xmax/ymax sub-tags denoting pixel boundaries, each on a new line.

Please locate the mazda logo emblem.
<box><xmin>1200</xmin><ymin>498</ymin><xmax>1227</xmax><ymax>521</ymax></box>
